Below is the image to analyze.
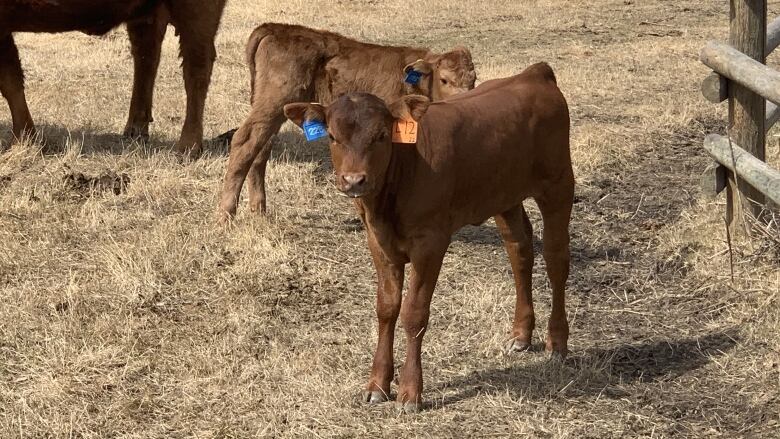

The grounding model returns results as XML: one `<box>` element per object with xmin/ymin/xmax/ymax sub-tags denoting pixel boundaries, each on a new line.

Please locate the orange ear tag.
<box><xmin>392</xmin><ymin>118</ymin><xmax>418</xmax><ymax>143</ymax></box>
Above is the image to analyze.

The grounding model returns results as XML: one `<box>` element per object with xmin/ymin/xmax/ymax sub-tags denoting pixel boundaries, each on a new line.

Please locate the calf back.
<box><xmin>399</xmin><ymin>64</ymin><xmax>571</xmax><ymax>229</ymax></box>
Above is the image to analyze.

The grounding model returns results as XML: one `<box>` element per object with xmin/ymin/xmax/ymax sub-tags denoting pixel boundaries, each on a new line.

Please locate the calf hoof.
<box><xmin>213</xmin><ymin>128</ymin><xmax>237</xmax><ymax>147</ymax></box>
<box><xmin>216</xmin><ymin>208</ymin><xmax>235</xmax><ymax>225</ymax></box>
<box><xmin>545</xmin><ymin>339</ymin><xmax>568</xmax><ymax>361</ymax></box>
<box><xmin>548</xmin><ymin>349</ymin><xmax>568</xmax><ymax>362</ymax></box>
<box><xmin>248</xmin><ymin>201</ymin><xmax>267</xmax><ymax>215</ymax></box>
<box><xmin>362</xmin><ymin>390</ymin><xmax>389</xmax><ymax>404</ymax></box>
<box><xmin>505</xmin><ymin>339</ymin><xmax>532</xmax><ymax>354</ymax></box>
<box><xmin>396</xmin><ymin>401</ymin><xmax>421</xmax><ymax>414</ymax></box>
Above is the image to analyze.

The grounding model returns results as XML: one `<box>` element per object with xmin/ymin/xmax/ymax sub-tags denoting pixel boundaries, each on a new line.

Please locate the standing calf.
<box><xmin>284</xmin><ymin>63</ymin><xmax>573</xmax><ymax>412</ymax></box>
<box><xmin>218</xmin><ymin>23</ymin><xmax>476</xmax><ymax>220</ymax></box>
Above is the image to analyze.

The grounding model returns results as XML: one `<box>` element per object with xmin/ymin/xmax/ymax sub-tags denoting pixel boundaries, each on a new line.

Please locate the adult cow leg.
<box><xmin>495</xmin><ymin>204</ymin><xmax>536</xmax><ymax>353</ymax></box>
<box><xmin>397</xmin><ymin>236</ymin><xmax>448</xmax><ymax>413</ymax></box>
<box><xmin>0</xmin><ymin>35</ymin><xmax>34</xmax><ymax>144</ymax></box>
<box><xmin>363</xmin><ymin>230</ymin><xmax>404</xmax><ymax>404</ymax></box>
<box><xmin>123</xmin><ymin>8</ymin><xmax>168</xmax><ymax>141</ymax></box>
<box><xmin>536</xmin><ymin>186</ymin><xmax>573</xmax><ymax>359</ymax></box>
<box><xmin>171</xmin><ymin>7</ymin><xmax>222</xmax><ymax>158</ymax></box>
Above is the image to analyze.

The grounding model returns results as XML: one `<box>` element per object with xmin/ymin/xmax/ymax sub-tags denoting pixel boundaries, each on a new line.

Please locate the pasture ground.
<box><xmin>1</xmin><ymin>0</ymin><xmax>779</xmax><ymax>437</ymax></box>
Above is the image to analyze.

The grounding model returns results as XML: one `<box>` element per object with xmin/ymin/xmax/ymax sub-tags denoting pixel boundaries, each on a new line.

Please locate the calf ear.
<box><xmin>389</xmin><ymin>95</ymin><xmax>431</xmax><ymax>121</ymax></box>
<box><xmin>283</xmin><ymin>103</ymin><xmax>327</xmax><ymax>128</ymax></box>
<box><xmin>403</xmin><ymin>59</ymin><xmax>433</xmax><ymax>76</ymax></box>
<box><xmin>450</xmin><ymin>46</ymin><xmax>473</xmax><ymax>60</ymax></box>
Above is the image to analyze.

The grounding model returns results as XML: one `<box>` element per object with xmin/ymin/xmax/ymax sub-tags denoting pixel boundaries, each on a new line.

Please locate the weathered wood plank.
<box><xmin>766</xmin><ymin>15</ymin><xmax>780</xmax><ymax>55</ymax></box>
<box><xmin>701</xmin><ymin>75</ymin><xmax>780</xmax><ymax>132</ymax></box>
<box><xmin>704</xmin><ymin>134</ymin><xmax>779</xmax><ymax>205</ymax></box>
<box><xmin>703</xmin><ymin>14</ymin><xmax>780</xmax><ymax>104</ymax></box>
<box><xmin>700</xmin><ymin>163</ymin><xmax>729</xmax><ymax>198</ymax></box>
<box><xmin>701</xmin><ymin>72</ymin><xmax>728</xmax><ymax>103</ymax></box>
<box><xmin>767</xmin><ymin>101</ymin><xmax>780</xmax><ymax>130</ymax></box>
<box><xmin>727</xmin><ymin>0</ymin><xmax>767</xmax><ymax>225</ymax></box>
<box><xmin>700</xmin><ymin>41</ymin><xmax>778</xmax><ymax>106</ymax></box>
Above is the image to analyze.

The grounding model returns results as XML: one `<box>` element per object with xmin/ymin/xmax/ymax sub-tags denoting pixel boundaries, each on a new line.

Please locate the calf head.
<box><xmin>404</xmin><ymin>46</ymin><xmax>476</xmax><ymax>100</ymax></box>
<box><xmin>284</xmin><ymin>93</ymin><xmax>430</xmax><ymax>198</ymax></box>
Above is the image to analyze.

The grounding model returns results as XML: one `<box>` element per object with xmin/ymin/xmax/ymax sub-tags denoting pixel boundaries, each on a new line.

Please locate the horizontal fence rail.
<box><xmin>700</xmin><ymin>41</ymin><xmax>780</xmax><ymax>107</ymax></box>
<box><xmin>704</xmin><ymin>134</ymin><xmax>780</xmax><ymax>205</ymax></box>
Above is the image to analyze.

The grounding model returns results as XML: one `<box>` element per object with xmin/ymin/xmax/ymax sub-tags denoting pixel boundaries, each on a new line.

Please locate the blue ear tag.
<box><xmin>404</xmin><ymin>69</ymin><xmax>422</xmax><ymax>85</ymax></box>
<box><xmin>302</xmin><ymin>120</ymin><xmax>328</xmax><ymax>141</ymax></box>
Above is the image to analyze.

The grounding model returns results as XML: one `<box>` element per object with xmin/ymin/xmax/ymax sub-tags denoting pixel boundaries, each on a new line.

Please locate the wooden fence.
<box><xmin>699</xmin><ymin>0</ymin><xmax>780</xmax><ymax>231</ymax></box>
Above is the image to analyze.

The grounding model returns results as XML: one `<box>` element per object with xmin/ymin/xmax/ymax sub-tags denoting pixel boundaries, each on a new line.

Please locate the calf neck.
<box><xmin>285</xmin><ymin>62</ymin><xmax>574</xmax><ymax>413</ymax></box>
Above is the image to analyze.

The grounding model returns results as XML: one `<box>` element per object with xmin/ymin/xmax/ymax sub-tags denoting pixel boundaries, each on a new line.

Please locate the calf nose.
<box><xmin>340</xmin><ymin>173</ymin><xmax>367</xmax><ymax>194</ymax></box>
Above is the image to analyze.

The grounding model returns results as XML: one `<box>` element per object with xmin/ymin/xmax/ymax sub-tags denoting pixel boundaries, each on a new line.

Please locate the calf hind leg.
<box><xmin>495</xmin><ymin>204</ymin><xmax>536</xmax><ymax>353</ymax></box>
<box><xmin>0</xmin><ymin>35</ymin><xmax>34</xmax><ymax>144</ymax></box>
<box><xmin>536</xmin><ymin>188</ymin><xmax>573</xmax><ymax>359</ymax></box>
<box><xmin>245</xmin><ymin>135</ymin><xmax>275</xmax><ymax>214</ymax></box>
<box><xmin>217</xmin><ymin>107</ymin><xmax>286</xmax><ymax>220</ymax></box>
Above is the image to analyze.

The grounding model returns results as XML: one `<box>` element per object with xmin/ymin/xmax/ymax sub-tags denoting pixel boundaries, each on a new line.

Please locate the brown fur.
<box><xmin>0</xmin><ymin>0</ymin><xmax>227</xmax><ymax>156</ymax></box>
<box><xmin>217</xmin><ymin>23</ymin><xmax>476</xmax><ymax>220</ymax></box>
<box><xmin>284</xmin><ymin>63</ymin><xmax>574</xmax><ymax>412</ymax></box>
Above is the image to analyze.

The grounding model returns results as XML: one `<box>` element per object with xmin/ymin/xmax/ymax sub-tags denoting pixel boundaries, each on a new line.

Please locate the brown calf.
<box><xmin>217</xmin><ymin>23</ymin><xmax>476</xmax><ymax>220</ymax></box>
<box><xmin>0</xmin><ymin>0</ymin><xmax>226</xmax><ymax>156</ymax></box>
<box><xmin>284</xmin><ymin>63</ymin><xmax>573</xmax><ymax>413</ymax></box>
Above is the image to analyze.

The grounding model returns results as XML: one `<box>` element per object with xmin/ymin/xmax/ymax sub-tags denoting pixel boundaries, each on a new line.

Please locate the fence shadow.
<box><xmin>427</xmin><ymin>329</ymin><xmax>738</xmax><ymax>410</ymax></box>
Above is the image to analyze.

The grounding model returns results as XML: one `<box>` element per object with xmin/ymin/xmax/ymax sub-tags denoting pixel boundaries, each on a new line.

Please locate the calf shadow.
<box><xmin>429</xmin><ymin>329</ymin><xmax>738</xmax><ymax>409</ymax></box>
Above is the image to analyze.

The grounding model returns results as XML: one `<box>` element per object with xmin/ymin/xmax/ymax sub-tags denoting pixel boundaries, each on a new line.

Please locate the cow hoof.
<box><xmin>396</xmin><ymin>401</ymin><xmax>421</xmax><ymax>414</ymax></box>
<box><xmin>122</xmin><ymin>127</ymin><xmax>149</xmax><ymax>143</ymax></box>
<box><xmin>362</xmin><ymin>390</ymin><xmax>389</xmax><ymax>404</ymax></box>
<box><xmin>505</xmin><ymin>339</ymin><xmax>532</xmax><ymax>354</ymax></box>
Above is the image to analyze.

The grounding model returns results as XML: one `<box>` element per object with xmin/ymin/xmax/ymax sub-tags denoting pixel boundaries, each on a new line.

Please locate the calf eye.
<box><xmin>328</xmin><ymin>133</ymin><xmax>335</xmax><ymax>141</ymax></box>
<box><xmin>376</xmin><ymin>132</ymin><xmax>388</xmax><ymax>142</ymax></box>
<box><xmin>440</xmin><ymin>78</ymin><xmax>449</xmax><ymax>85</ymax></box>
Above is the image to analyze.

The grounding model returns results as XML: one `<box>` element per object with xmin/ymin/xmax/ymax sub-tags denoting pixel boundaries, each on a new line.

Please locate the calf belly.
<box><xmin>3</xmin><ymin>0</ymin><xmax>160</xmax><ymax>34</ymax></box>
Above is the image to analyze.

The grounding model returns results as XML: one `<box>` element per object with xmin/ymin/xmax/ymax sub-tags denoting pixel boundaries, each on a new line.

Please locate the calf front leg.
<box><xmin>363</xmin><ymin>232</ymin><xmax>404</xmax><ymax>404</ymax></box>
<box><xmin>397</xmin><ymin>238</ymin><xmax>448</xmax><ymax>413</ymax></box>
<box><xmin>124</xmin><ymin>9</ymin><xmax>168</xmax><ymax>141</ymax></box>
<box><xmin>0</xmin><ymin>35</ymin><xmax>34</xmax><ymax>144</ymax></box>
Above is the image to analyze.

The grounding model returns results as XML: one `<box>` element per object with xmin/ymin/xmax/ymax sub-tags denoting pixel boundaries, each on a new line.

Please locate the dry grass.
<box><xmin>1</xmin><ymin>0</ymin><xmax>779</xmax><ymax>437</ymax></box>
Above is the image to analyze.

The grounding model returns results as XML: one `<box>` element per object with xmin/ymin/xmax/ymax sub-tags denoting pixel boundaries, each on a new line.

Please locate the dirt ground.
<box><xmin>1</xmin><ymin>0</ymin><xmax>779</xmax><ymax>437</ymax></box>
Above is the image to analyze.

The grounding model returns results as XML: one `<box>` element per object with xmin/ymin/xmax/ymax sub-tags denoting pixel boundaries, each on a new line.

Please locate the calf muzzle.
<box><xmin>339</xmin><ymin>173</ymin><xmax>368</xmax><ymax>198</ymax></box>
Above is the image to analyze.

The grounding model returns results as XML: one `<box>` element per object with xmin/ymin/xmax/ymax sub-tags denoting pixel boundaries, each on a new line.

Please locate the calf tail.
<box><xmin>245</xmin><ymin>24</ymin><xmax>275</xmax><ymax>105</ymax></box>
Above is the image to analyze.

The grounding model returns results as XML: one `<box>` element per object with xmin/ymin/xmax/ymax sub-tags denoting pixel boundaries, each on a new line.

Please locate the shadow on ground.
<box><xmin>430</xmin><ymin>330</ymin><xmax>739</xmax><ymax>409</ymax></box>
<box><xmin>0</xmin><ymin>121</ymin><xmax>183</xmax><ymax>155</ymax></box>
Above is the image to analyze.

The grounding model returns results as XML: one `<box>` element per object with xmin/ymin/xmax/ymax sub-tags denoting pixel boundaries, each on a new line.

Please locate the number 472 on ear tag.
<box><xmin>392</xmin><ymin>119</ymin><xmax>418</xmax><ymax>143</ymax></box>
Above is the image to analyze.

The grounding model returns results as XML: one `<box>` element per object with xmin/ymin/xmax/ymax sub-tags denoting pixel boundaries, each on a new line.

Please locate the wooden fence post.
<box><xmin>728</xmin><ymin>0</ymin><xmax>767</xmax><ymax>230</ymax></box>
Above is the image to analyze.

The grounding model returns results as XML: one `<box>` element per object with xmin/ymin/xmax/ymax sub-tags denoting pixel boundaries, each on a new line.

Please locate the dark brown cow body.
<box><xmin>0</xmin><ymin>0</ymin><xmax>226</xmax><ymax>156</ymax></box>
<box><xmin>217</xmin><ymin>23</ymin><xmax>476</xmax><ymax>220</ymax></box>
<box><xmin>284</xmin><ymin>63</ymin><xmax>573</xmax><ymax>412</ymax></box>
